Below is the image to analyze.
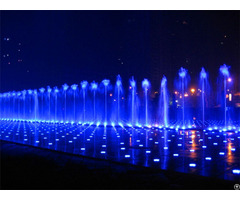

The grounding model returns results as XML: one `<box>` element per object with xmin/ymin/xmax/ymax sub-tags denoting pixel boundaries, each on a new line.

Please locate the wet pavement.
<box><xmin>0</xmin><ymin>120</ymin><xmax>240</xmax><ymax>182</ymax></box>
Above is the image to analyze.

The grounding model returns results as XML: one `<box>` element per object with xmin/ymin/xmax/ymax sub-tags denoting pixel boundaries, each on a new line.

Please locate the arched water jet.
<box><xmin>142</xmin><ymin>78</ymin><xmax>150</xmax><ymax>126</ymax></box>
<box><xmin>81</xmin><ymin>81</ymin><xmax>88</xmax><ymax>123</ymax></box>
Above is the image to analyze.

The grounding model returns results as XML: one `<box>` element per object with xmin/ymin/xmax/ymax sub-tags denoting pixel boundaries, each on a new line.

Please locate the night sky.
<box><xmin>1</xmin><ymin>10</ymin><xmax>240</xmax><ymax>93</ymax></box>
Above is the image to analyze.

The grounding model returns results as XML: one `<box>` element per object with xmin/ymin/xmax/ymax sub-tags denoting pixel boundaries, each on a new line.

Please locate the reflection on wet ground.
<box><xmin>0</xmin><ymin>120</ymin><xmax>239</xmax><ymax>182</ymax></box>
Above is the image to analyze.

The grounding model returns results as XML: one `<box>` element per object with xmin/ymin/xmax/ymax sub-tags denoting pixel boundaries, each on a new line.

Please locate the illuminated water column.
<box><xmin>81</xmin><ymin>81</ymin><xmax>88</xmax><ymax>123</ymax></box>
<box><xmin>22</xmin><ymin>90</ymin><xmax>27</xmax><ymax>120</ymax></box>
<box><xmin>0</xmin><ymin>94</ymin><xmax>2</xmax><ymax>119</ymax></box>
<box><xmin>27</xmin><ymin>90</ymin><xmax>33</xmax><ymax>120</ymax></box>
<box><xmin>47</xmin><ymin>86</ymin><xmax>52</xmax><ymax>121</ymax></box>
<box><xmin>17</xmin><ymin>92</ymin><xmax>21</xmax><ymax>119</ymax></box>
<box><xmin>33</xmin><ymin>89</ymin><xmax>38</xmax><ymax>121</ymax></box>
<box><xmin>39</xmin><ymin>87</ymin><xmax>45</xmax><ymax>120</ymax></box>
<box><xmin>219</xmin><ymin>64</ymin><xmax>230</xmax><ymax>127</ymax></box>
<box><xmin>71</xmin><ymin>84</ymin><xmax>78</xmax><ymax>122</ymax></box>
<box><xmin>53</xmin><ymin>87</ymin><xmax>59</xmax><ymax>121</ymax></box>
<box><xmin>130</xmin><ymin>77</ymin><xmax>136</xmax><ymax>125</ymax></box>
<box><xmin>160</xmin><ymin>76</ymin><xmax>168</xmax><ymax>126</ymax></box>
<box><xmin>116</xmin><ymin>75</ymin><xmax>122</xmax><ymax>123</ymax></box>
<box><xmin>91</xmin><ymin>81</ymin><xmax>98</xmax><ymax>122</ymax></box>
<box><xmin>142</xmin><ymin>79</ymin><xmax>150</xmax><ymax>126</ymax></box>
<box><xmin>102</xmin><ymin>79</ymin><xmax>110</xmax><ymax>125</ymax></box>
<box><xmin>200</xmin><ymin>67</ymin><xmax>207</xmax><ymax>125</ymax></box>
<box><xmin>178</xmin><ymin>67</ymin><xmax>187</xmax><ymax>126</ymax></box>
<box><xmin>62</xmin><ymin>84</ymin><xmax>69</xmax><ymax>122</ymax></box>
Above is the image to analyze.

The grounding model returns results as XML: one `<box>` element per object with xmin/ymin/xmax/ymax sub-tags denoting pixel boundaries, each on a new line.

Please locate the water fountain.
<box><xmin>142</xmin><ymin>78</ymin><xmax>150</xmax><ymax>126</ymax></box>
<box><xmin>53</xmin><ymin>87</ymin><xmax>58</xmax><ymax>121</ymax></box>
<box><xmin>0</xmin><ymin>65</ymin><xmax>239</xmax><ymax>131</ymax></box>
<box><xmin>47</xmin><ymin>86</ymin><xmax>52</xmax><ymax>121</ymax></box>
<box><xmin>71</xmin><ymin>84</ymin><xmax>78</xmax><ymax>121</ymax></box>
<box><xmin>178</xmin><ymin>67</ymin><xmax>188</xmax><ymax>126</ymax></box>
<box><xmin>130</xmin><ymin>77</ymin><xmax>137</xmax><ymax>125</ymax></box>
<box><xmin>219</xmin><ymin>64</ymin><xmax>230</xmax><ymax>127</ymax></box>
<box><xmin>159</xmin><ymin>75</ymin><xmax>168</xmax><ymax>127</ymax></box>
<box><xmin>62</xmin><ymin>84</ymin><xmax>69</xmax><ymax>122</ymax></box>
<box><xmin>115</xmin><ymin>75</ymin><xmax>123</xmax><ymax>124</ymax></box>
<box><xmin>102</xmin><ymin>79</ymin><xmax>110</xmax><ymax>125</ymax></box>
<box><xmin>200</xmin><ymin>67</ymin><xmax>207</xmax><ymax>126</ymax></box>
<box><xmin>81</xmin><ymin>81</ymin><xmax>88</xmax><ymax>123</ymax></box>
<box><xmin>91</xmin><ymin>81</ymin><xmax>98</xmax><ymax>122</ymax></box>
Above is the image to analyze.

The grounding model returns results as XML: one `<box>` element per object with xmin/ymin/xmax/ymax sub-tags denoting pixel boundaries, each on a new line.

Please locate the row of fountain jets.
<box><xmin>0</xmin><ymin>64</ymin><xmax>231</xmax><ymax>128</ymax></box>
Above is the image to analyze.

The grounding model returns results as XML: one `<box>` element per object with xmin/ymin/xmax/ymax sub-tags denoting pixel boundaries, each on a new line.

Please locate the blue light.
<box><xmin>102</xmin><ymin>79</ymin><xmax>110</xmax><ymax>87</ymax></box>
<box><xmin>91</xmin><ymin>81</ymin><xmax>98</xmax><ymax>90</ymax></box>
<box><xmin>189</xmin><ymin>163</ymin><xmax>196</xmax><ymax>167</ymax></box>
<box><xmin>202</xmin><ymin>146</ymin><xmax>207</xmax><ymax>148</ymax></box>
<box><xmin>153</xmin><ymin>159</ymin><xmax>160</xmax><ymax>162</ymax></box>
<box><xmin>232</xmin><ymin>169</ymin><xmax>240</xmax><ymax>174</ymax></box>
<box><xmin>47</xmin><ymin>86</ymin><xmax>52</xmax><ymax>93</ymax></box>
<box><xmin>200</xmin><ymin>67</ymin><xmax>207</xmax><ymax>79</ymax></box>
<box><xmin>179</xmin><ymin>67</ymin><xmax>187</xmax><ymax>78</ymax></box>
<box><xmin>100</xmin><ymin>151</ymin><xmax>106</xmax><ymax>154</ymax></box>
<box><xmin>205</xmin><ymin>157</ymin><xmax>212</xmax><ymax>160</ymax></box>
<box><xmin>130</xmin><ymin>77</ymin><xmax>136</xmax><ymax>88</ymax></box>
<box><xmin>142</xmin><ymin>78</ymin><xmax>150</xmax><ymax>89</ymax></box>
<box><xmin>173</xmin><ymin>154</ymin><xmax>179</xmax><ymax>157</ymax></box>
<box><xmin>39</xmin><ymin>87</ymin><xmax>45</xmax><ymax>93</ymax></box>
<box><xmin>219</xmin><ymin>152</ymin><xmax>225</xmax><ymax>155</ymax></box>
<box><xmin>81</xmin><ymin>81</ymin><xmax>88</xmax><ymax>89</ymax></box>
<box><xmin>71</xmin><ymin>84</ymin><xmax>78</xmax><ymax>90</ymax></box>
<box><xmin>116</xmin><ymin>75</ymin><xmax>122</xmax><ymax>87</ymax></box>
<box><xmin>62</xmin><ymin>83</ymin><xmax>69</xmax><ymax>91</ymax></box>
<box><xmin>125</xmin><ymin>155</ymin><xmax>130</xmax><ymax>158</ymax></box>
<box><xmin>219</xmin><ymin>64</ymin><xmax>230</xmax><ymax>77</ymax></box>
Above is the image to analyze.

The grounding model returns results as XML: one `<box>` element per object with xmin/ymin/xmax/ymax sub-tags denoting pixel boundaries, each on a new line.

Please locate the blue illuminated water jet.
<box><xmin>178</xmin><ymin>67</ymin><xmax>188</xmax><ymax>126</ymax></box>
<box><xmin>219</xmin><ymin>64</ymin><xmax>230</xmax><ymax>127</ymax></box>
<box><xmin>142</xmin><ymin>78</ymin><xmax>150</xmax><ymax>126</ymax></box>
<box><xmin>159</xmin><ymin>76</ymin><xmax>168</xmax><ymax>127</ymax></box>
<box><xmin>200</xmin><ymin>67</ymin><xmax>207</xmax><ymax>125</ymax></box>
